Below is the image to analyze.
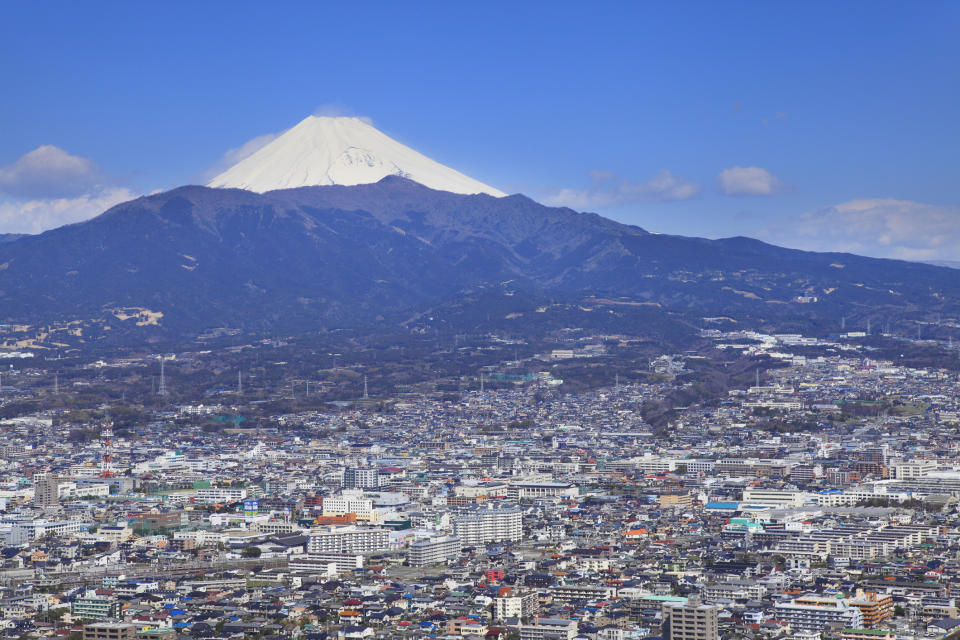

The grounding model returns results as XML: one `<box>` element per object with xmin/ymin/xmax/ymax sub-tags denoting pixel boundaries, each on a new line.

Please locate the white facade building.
<box><xmin>452</xmin><ymin>506</ymin><xmax>522</xmax><ymax>546</ymax></box>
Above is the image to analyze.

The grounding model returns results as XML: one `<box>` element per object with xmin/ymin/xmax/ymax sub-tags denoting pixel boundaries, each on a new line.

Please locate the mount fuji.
<box><xmin>0</xmin><ymin>117</ymin><xmax>955</xmax><ymax>343</ymax></box>
<box><xmin>208</xmin><ymin>115</ymin><xmax>506</xmax><ymax>197</ymax></box>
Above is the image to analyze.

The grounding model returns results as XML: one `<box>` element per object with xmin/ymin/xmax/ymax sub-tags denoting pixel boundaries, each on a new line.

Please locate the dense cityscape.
<box><xmin>2</xmin><ymin>4</ymin><xmax>957</xmax><ymax>640</ymax></box>
<box><xmin>0</xmin><ymin>324</ymin><xmax>958</xmax><ymax>640</ymax></box>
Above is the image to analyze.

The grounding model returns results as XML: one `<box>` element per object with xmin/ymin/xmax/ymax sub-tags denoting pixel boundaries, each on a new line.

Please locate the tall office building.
<box><xmin>34</xmin><ymin>473</ymin><xmax>61</xmax><ymax>507</ymax></box>
<box><xmin>342</xmin><ymin>467</ymin><xmax>380</xmax><ymax>490</ymax></box>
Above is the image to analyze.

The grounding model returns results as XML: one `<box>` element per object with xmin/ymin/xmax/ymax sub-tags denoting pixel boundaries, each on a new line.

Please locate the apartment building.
<box><xmin>342</xmin><ymin>467</ymin><xmax>379</xmax><ymax>490</ymax></box>
<box><xmin>520</xmin><ymin>618</ymin><xmax>578</xmax><ymax>640</ymax></box>
<box><xmin>664</xmin><ymin>599</ymin><xmax>720</xmax><ymax>640</ymax></box>
<box><xmin>741</xmin><ymin>489</ymin><xmax>810</xmax><ymax>508</ymax></box>
<box><xmin>289</xmin><ymin>552</ymin><xmax>363</xmax><ymax>574</ymax></box>
<box><xmin>72</xmin><ymin>590</ymin><xmax>121</xmax><ymax>620</ymax></box>
<box><xmin>794</xmin><ymin>592</ymin><xmax>893</xmax><ymax>628</ymax></box>
<box><xmin>660</xmin><ymin>492</ymin><xmax>693</xmax><ymax>509</ymax></box>
<box><xmin>453</xmin><ymin>482</ymin><xmax>508</xmax><ymax>499</ymax></box>
<box><xmin>33</xmin><ymin>473</ymin><xmax>60</xmax><ymax>507</ymax></box>
<box><xmin>494</xmin><ymin>590</ymin><xmax>540</xmax><ymax>620</ymax></box>
<box><xmin>452</xmin><ymin>506</ymin><xmax>522</xmax><ymax>546</ymax></box>
<box><xmin>550</xmin><ymin>584</ymin><xmax>618</xmax><ymax>604</ymax></box>
<box><xmin>773</xmin><ymin>599</ymin><xmax>863</xmax><ymax>632</ymax></box>
<box><xmin>83</xmin><ymin>623</ymin><xmax>175</xmax><ymax>640</ymax></box>
<box><xmin>83</xmin><ymin>623</ymin><xmax>135</xmax><ymax>640</ymax></box>
<box><xmin>891</xmin><ymin>460</ymin><xmax>937</xmax><ymax>479</ymax></box>
<box><xmin>306</xmin><ymin>526</ymin><xmax>389</xmax><ymax>554</ymax></box>
<box><xmin>322</xmin><ymin>496</ymin><xmax>377</xmax><ymax>521</ymax></box>
<box><xmin>10</xmin><ymin>519</ymin><xmax>87</xmax><ymax>544</ymax></box>
<box><xmin>196</xmin><ymin>487</ymin><xmax>247</xmax><ymax>503</ymax></box>
<box><xmin>408</xmin><ymin>535</ymin><xmax>460</xmax><ymax>567</ymax></box>
<box><xmin>701</xmin><ymin>580</ymin><xmax>767</xmax><ymax>601</ymax></box>
<box><xmin>507</xmin><ymin>481</ymin><xmax>578</xmax><ymax>500</ymax></box>
<box><xmin>839</xmin><ymin>631</ymin><xmax>896</xmax><ymax>640</ymax></box>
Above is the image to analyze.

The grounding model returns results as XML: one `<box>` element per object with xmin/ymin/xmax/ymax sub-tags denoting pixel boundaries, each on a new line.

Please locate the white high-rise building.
<box><xmin>408</xmin><ymin>536</ymin><xmax>461</xmax><ymax>566</ymax></box>
<box><xmin>452</xmin><ymin>506</ymin><xmax>522</xmax><ymax>546</ymax></box>
<box><xmin>343</xmin><ymin>467</ymin><xmax>380</xmax><ymax>490</ymax></box>
<box><xmin>773</xmin><ymin>600</ymin><xmax>863</xmax><ymax>632</ymax></box>
<box><xmin>306</xmin><ymin>526</ymin><xmax>389</xmax><ymax>554</ymax></box>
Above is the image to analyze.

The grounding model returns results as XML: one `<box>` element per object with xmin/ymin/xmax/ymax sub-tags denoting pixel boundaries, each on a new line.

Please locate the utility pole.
<box><xmin>238</xmin><ymin>369</ymin><xmax>242</xmax><ymax>394</ymax></box>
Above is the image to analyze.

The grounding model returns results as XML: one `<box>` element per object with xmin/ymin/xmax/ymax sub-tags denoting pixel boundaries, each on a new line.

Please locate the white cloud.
<box><xmin>543</xmin><ymin>169</ymin><xmax>701</xmax><ymax>209</ymax></box>
<box><xmin>718</xmin><ymin>165</ymin><xmax>785</xmax><ymax>196</ymax></box>
<box><xmin>220</xmin><ymin>133</ymin><xmax>279</xmax><ymax>167</ymax></box>
<box><xmin>197</xmin><ymin>132</ymin><xmax>280</xmax><ymax>184</ymax></box>
<box><xmin>312</xmin><ymin>104</ymin><xmax>373</xmax><ymax>125</ymax></box>
<box><xmin>0</xmin><ymin>187</ymin><xmax>138</xmax><ymax>234</ymax></box>
<box><xmin>0</xmin><ymin>145</ymin><xmax>107</xmax><ymax>199</ymax></box>
<box><xmin>193</xmin><ymin>131</ymin><xmax>284</xmax><ymax>184</ymax></box>
<box><xmin>0</xmin><ymin>145</ymin><xmax>137</xmax><ymax>233</ymax></box>
<box><xmin>765</xmin><ymin>198</ymin><xmax>960</xmax><ymax>262</ymax></box>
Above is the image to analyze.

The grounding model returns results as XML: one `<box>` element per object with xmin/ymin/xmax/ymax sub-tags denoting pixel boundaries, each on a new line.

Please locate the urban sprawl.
<box><xmin>1</xmin><ymin>327</ymin><xmax>960</xmax><ymax>640</ymax></box>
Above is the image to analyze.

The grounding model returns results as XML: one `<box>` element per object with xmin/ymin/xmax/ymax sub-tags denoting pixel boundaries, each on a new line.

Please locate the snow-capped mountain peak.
<box><xmin>208</xmin><ymin>116</ymin><xmax>505</xmax><ymax>197</ymax></box>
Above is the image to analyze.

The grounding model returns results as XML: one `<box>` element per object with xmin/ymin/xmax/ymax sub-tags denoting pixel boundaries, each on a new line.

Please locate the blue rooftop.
<box><xmin>705</xmin><ymin>502</ymin><xmax>739</xmax><ymax>509</ymax></box>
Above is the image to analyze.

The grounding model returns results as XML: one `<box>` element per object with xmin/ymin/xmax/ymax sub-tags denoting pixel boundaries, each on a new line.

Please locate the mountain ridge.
<box><xmin>0</xmin><ymin>177</ymin><xmax>955</xmax><ymax>340</ymax></box>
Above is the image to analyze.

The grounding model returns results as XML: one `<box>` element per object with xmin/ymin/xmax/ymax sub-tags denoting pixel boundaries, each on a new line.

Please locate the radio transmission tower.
<box><xmin>100</xmin><ymin>422</ymin><xmax>115</xmax><ymax>478</ymax></box>
<box><xmin>158</xmin><ymin>356</ymin><xmax>168</xmax><ymax>396</ymax></box>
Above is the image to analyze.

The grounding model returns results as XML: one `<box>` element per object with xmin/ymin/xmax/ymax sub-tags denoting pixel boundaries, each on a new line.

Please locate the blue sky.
<box><xmin>1</xmin><ymin>1</ymin><xmax>958</xmax><ymax>261</ymax></box>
